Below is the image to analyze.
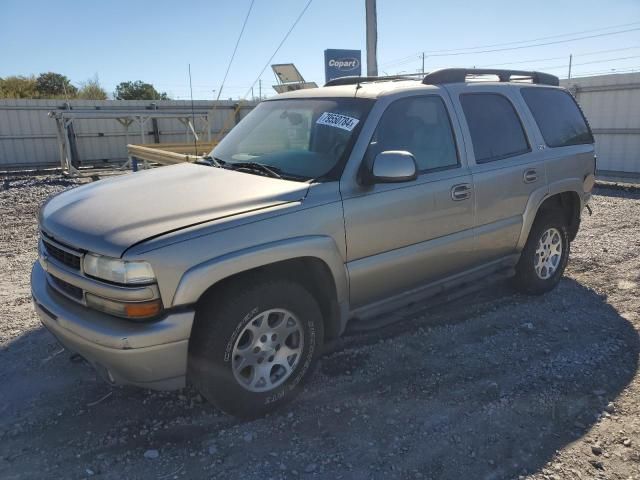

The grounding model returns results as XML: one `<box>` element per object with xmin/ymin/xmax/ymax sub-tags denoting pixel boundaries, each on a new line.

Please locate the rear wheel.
<box><xmin>514</xmin><ymin>210</ymin><xmax>570</xmax><ymax>295</ymax></box>
<box><xmin>188</xmin><ymin>278</ymin><xmax>324</xmax><ymax>418</ymax></box>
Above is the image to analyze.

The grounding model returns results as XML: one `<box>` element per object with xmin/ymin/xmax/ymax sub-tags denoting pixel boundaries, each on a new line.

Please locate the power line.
<box><xmin>381</xmin><ymin>21</ymin><xmax>640</xmax><ymax>66</ymax></box>
<box><xmin>478</xmin><ymin>45</ymin><xmax>640</xmax><ymax>68</ymax></box>
<box><xmin>382</xmin><ymin>25</ymin><xmax>640</xmax><ymax>67</ymax></box>
<box><xmin>241</xmin><ymin>0</ymin><xmax>314</xmax><ymax>100</ymax></box>
<box><xmin>216</xmin><ymin>0</ymin><xmax>255</xmax><ymax>101</ymax></box>
<box><xmin>410</xmin><ymin>21</ymin><xmax>639</xmax><ymax>56</ymax></box>
<box><xmin>535</xmin><ymin>54</ymin><xmax>640</xmax><ymax>71</ymax></box>
<box><xmin>568</xmin><ymin>66</ymin><xmax>640</xmax><ymax>77</ymax></box>
<box><xmin>215</xmin><ymin>0</ymin><xmax>314</xmax><ymax>140</ymax></box>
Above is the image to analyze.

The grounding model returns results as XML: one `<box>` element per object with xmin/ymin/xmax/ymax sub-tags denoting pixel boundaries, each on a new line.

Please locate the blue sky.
<box><xmin>1</xmin><ymin>0</ymin><xmax>639</xmax><ymax>99</ymax></box>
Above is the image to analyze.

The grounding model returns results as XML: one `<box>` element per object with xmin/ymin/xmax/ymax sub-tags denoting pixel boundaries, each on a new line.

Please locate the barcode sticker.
<box><xmin>316</xmin><ymin>112</ymin><xmax>359</xmax><ymax>132</ymax></box>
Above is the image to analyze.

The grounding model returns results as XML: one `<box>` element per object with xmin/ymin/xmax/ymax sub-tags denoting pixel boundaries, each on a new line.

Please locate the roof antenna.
<box><xmin>188</xmin><ymin>63</ymin><xmax>197</xmax><ymax>157</ymax></box>
<box><xmin>354</xmin><ymin>75</ymin><xmax>363</xmax><ymax>97</ymax></box>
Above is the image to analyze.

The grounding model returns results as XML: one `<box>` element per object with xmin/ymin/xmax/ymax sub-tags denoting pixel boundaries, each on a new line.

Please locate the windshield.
<box><xmin>211</xmin><ymin>98</ymin><xmax>373</xmax><ymax>181</ymax></box>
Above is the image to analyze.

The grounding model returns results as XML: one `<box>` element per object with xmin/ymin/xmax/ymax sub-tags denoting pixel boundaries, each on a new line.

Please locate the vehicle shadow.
<box><xmin>0</xmin><ymin>277</ymin><xmax>638</xmax><ymax>480</ymax></box>
<box><xmin>313</xmin><ymin>277</ymin><xmax>639</xmax><ymax>479</ymax></box>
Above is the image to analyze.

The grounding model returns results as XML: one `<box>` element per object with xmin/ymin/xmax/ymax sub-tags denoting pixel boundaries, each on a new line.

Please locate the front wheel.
<box><xmin>188</xmin><ymin>279</ymin><xmax>324</xmax><ymax>418</ymax></box>
<box><xmin>514</xmin><ymin>211</ymin><xmax>570</xmax><ymax>295</ymax></box>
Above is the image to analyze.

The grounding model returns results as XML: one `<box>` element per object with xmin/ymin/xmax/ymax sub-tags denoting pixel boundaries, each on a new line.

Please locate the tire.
<box><xmin>514</xmin><ymin>210</ymin><xmax>570</xmax><ymax>295</ymax></box>
<box><xmin>188</xmin><ymin>278</ymin><xmax>324</xmax><ymax>418</ymax></box>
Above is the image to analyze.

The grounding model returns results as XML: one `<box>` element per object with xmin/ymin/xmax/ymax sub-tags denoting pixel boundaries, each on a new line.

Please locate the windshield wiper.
<box><xmin>197</xmin><ymin>155</ymin><xmax>225</xmax><ymax>167</ymax></box>
<box><xmin>225</xmin><ymin>162</ymin><xmax>282</xmax><ymax>179</ymax></box>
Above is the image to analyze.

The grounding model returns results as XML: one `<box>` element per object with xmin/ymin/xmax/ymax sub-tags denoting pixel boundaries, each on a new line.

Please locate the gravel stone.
<box><xmin>143</xmin><ymin>450</ymin><xmax>159</xmax><ymax>460</ymax></box>
<box><xmin>1</xmin><ymin>177</ymin><xmax>640</xmax><ymax>480</ymax></box>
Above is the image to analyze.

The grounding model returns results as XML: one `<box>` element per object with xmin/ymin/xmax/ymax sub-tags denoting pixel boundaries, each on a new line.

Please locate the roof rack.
<box><xmin>422</xmin><ymin>68</ymin><xmax>559</xmax><ymax>86</ymax></box>
<box><xmin>324</xmin><ymin>74</ymin><xmax>421</xmax><ymax>87</ymax></box>
<box><xmin>323</xmin><ymin>69</ymin><xmax>560</xmax><ymax>88</ymax></box>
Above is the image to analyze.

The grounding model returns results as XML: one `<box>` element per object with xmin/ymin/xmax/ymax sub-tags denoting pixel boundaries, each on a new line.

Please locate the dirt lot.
<box><xmin>1</xmin><ymin>174</ymin><xmax>639</xmax><ymax>480</ymax></box>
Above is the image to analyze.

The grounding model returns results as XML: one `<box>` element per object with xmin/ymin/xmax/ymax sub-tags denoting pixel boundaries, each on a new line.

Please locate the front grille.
<box><xmin>43</xmin><ymin>239</ymin><xmax>81</xmax><ymax>270</ymax></box>
<box><xmin>50</xmin><ymin>275</ymin><xmax>84</xmax><ymax>301</ymax></box>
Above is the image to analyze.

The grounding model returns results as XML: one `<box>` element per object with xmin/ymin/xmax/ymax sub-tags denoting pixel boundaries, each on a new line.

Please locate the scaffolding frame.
<box><xmin>48</xmin><ymin>109</ymin><xmax>212</xmax><ymax>176</ymax></box>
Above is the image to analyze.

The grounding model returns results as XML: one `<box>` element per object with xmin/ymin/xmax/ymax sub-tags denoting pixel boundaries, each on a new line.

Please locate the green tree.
<box><xmin>77</xmin><ymin>75</ymin><xmax>108</xmax><ymax>100</ymax></box>
<box><xmin>114</xmin><ymin>80</ymin><xmax>169</xmax><ymax>100</ymax></box>
<box><xmin>35</xmin><ymin>72</ymin><xmax>77</xmax><ymax>98</ymax></box>
<box><xmin>0</xmin><ymin>75</ymin><xmax>39</xmax><ymax>98</ymax></box>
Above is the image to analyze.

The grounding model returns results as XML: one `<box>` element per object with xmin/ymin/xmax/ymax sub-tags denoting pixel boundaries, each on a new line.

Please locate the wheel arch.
<box><xmin>172</xmin><ymin>236</ymin><xmax>349</xmax><ymax>340</ymax></box>
<box><xmin>519</xmin><ymin>185</ymin><xmax>583</xmax><ymax>249</ymax></box>
<box><xmin>536</xmin><ymin>191</ymin><xmax>581</xmax><ymax>240</ymax></box>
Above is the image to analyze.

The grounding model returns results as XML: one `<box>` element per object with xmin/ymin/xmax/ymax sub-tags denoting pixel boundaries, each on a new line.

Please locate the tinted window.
<box><xmin>521</xmin><ymin>88</ymin><xmax>593</xmax><ymax>147</ymax></box>
<box><xmin>460</xmin><ymin>93</ymin><xmax>530</xmax><ymax>163</ymax></box>
<box><xmin>368</xmin><ymin>96</ymin><xmax>458</xmax><ymax>172</ymax></box>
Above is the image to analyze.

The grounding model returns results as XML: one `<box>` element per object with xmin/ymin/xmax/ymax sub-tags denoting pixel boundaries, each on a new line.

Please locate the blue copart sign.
<box><xmin>324</xmin><ymin>49</ymin><xmax>362</xmax><ymax>83</ymax></box>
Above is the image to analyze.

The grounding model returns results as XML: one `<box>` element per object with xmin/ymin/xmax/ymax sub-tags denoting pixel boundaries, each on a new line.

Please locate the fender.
<box><xmin>171</xmin><ymin>235</ymin><xmax>349</xmax><ymax>325</ymax></box>
<box><xmin>517</xmin><ymin>177</ymin><xmax>584</xmax><ymax>250</ymax></box>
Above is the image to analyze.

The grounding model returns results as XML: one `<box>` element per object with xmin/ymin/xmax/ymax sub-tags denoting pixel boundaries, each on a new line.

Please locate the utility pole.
<box><xmin>421</xmin><ymin>52</ymin><xmax>425</xmax><ymax>75</ymax></box>
<box><xmin>568</xmin><ymin>54</ymin><xmax>573</xmax><ymax>80</ymax></box>
<box><xmin>365</xmin><ymin>0</ymin><xmax>378</xmax><ymax>76</ymax></box>
<box><xmin>259</xmin><ymin>79</ymin><xmax>262</xmax><ymax>100</ymax></box>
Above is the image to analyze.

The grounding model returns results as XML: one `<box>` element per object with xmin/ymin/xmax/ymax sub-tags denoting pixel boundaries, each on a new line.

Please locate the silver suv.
<box><xmin>32</xmin><ymin>68</ymin><xmax>596</xmax><ymax>417</ymax></box>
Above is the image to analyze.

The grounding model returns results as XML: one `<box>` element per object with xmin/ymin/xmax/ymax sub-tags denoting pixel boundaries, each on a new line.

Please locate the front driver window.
<box><xmin>368</xmin><ymin>96</ymin><xmax>459</xmax><ymax>172</ymax></box>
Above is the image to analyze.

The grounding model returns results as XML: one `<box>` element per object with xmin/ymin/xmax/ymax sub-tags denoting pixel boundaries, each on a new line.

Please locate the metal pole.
<box><xmin>138</xmin><ymin>116</ymin><xmax>146</xmax><ymax>144</ymax></box>
<box><xmin>259</xmin><ymin>79</ymin><xmax>262</xmax><ymax>100</ymax></box>
<box><xmin>189</xmin><ymin>63</ymin><xmax>197</xmax><ymax>155</ymax></box>
<box><xmin>365</xmin><ymin>0</ymin><xmax>378</xmax><ymax>76</ymax></box>
<box><xmin>568</xmin><ymin>54</ymin><xmax>573</xmax><ymax>80</ymax></box>
<box><xmin>53</xmin><ymin>116</ymin><xmax>66</xmax><ymax>171</ymax></box>
<box><xmin>63</xmin><ymin>119</ymin><xmax>74</xmax><ymax>174</ymax></box>
<box><xmin>421</xmin><ymin>52</ymin><xmax>425</xmax><ymax>75</ymax></box>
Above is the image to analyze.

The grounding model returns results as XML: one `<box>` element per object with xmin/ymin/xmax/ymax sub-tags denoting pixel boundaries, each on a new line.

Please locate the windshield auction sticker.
<box><xmin>316</xmin><ymin>112</ymin><xmax>360</xmax><ymax>132</ymax></box>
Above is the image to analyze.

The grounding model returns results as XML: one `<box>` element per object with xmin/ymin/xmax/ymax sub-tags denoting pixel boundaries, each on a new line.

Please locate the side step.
<box><xmin>345</xmin><ymin>267</ymin><xmax>515</xmax><ymax>334</ymax></box>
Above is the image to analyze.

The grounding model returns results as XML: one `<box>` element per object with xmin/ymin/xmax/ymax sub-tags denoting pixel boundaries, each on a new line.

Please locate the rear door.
<box><xmin>519</xmin><ymin>86</ymin><xmax>596</xmax><ymax>199</ymax></box>
<box><xmin>446</xmin><ymin>85</ymin><xmax>547</xmax><ymax>262</ymax></box>
<box><xmin>340</xmin><ymin>92</ymin><xmax>475</xmax><ymax>309</ymax></box>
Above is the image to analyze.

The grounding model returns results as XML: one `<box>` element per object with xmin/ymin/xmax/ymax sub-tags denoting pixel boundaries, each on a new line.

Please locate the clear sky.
<box><xmin>1</xmin><ymin>0</ymin><xmax>639</xmax><ymax>100</ymax></box>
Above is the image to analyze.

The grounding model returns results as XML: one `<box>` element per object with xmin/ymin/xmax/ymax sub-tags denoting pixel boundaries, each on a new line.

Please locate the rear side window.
<box><xmin>460</xmin><ymin>93</ymin><xmax>530</xmax><ymax>163</ymax></box>
<box><xmin>521</xmin><ymin>88</ymin><xmax>594</xmax><ymax>147</ymax></box>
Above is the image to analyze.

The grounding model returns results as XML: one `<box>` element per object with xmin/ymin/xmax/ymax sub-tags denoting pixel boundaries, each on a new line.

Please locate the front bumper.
<box><xmin>31</xmin><ymin>262</ymin><xmax>194</xmax><ymax>390</ymax></box>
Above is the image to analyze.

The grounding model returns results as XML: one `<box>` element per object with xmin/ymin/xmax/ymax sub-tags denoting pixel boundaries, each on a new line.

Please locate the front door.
<box><xmin>340</xmin><ymin>93</ymin><xmax>475</xmax><ymax>309</ymax></box>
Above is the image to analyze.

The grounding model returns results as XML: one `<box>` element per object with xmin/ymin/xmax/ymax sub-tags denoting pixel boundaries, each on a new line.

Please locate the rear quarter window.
<box><xmin>520</xmin><ymin>87</ymin><xmax>594</xmax><ymax>148</ymax></box>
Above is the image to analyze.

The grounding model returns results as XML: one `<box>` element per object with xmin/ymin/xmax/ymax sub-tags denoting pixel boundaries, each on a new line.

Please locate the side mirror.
<box><xmin>363</xmin><ymin>150</ymin><xmax>418</xmax><ymax>184</ymax></box>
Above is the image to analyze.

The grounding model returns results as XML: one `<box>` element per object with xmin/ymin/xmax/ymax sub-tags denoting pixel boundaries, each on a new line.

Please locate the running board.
<box><xmin>346</xmin><ymin>266</ymin><xmax>515</xmax><ymax>334</ymax></box>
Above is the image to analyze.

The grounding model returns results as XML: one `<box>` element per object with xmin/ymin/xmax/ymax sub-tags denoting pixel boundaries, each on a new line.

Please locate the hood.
<box><xmin>40</xmin><ymin>163</ymin><xmax>309</xmax><ymax>258</ymax></box>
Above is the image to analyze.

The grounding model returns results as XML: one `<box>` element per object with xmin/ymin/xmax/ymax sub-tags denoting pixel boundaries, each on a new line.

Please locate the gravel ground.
<box><xmin>0</xmin><ymin>174</ymin><xmax>639</xmax><ymax>480</ymax></box>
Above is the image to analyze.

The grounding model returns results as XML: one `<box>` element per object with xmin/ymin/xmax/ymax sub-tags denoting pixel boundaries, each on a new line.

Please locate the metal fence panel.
<box><xmin>562</xmin><ymin>72</ymin><xmax>640</xmax><ymax>178</ymax></box>
<box><xmin>4</xmin><ymin>74</ymin><xmax>639</xmax><ymax>177</ymax></box>
<box><xmin>0</xmin><ymin>99</ymin><xmax>258</xmax><ymax>169</ymax></box>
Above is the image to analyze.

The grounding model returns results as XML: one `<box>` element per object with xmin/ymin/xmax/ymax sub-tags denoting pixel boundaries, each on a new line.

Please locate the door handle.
<box><xmin>523</xmin><ymin>168</ymin><xmax>538</xmax><ymax>184</ymax></box>
<box><xmin>451</xmin><ymin>183</ymin><xmax>472</xmax><ymax>201</ymax></box>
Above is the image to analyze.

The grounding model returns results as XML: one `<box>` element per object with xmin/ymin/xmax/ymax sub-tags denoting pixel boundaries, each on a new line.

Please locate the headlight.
<box><xmin>83</xmin><ymin>254</ymin><xmax>156</xmax><ymax>285</ymax></box>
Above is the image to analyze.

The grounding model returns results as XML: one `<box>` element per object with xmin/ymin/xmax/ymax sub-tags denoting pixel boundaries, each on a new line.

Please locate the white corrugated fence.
<box><xmin>562</xmin><ymin>72</ymin><xmax>640</xmax><ymax>180</ymax></box>
<box><xmin>0</xmin><ymin>99</ymin><xmax>258</xmax><ymax>169</ymax></box>
<box><xmin>2</xmin><ymin>73</ymin><xmax>639</xmax><ymax>178</ymax></box>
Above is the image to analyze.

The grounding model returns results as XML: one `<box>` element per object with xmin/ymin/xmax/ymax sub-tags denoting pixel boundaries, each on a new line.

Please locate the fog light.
<box><xmin>86</xmin><ymin>293</ymin><xmax>162</xmax><ymax>320</ymax></box>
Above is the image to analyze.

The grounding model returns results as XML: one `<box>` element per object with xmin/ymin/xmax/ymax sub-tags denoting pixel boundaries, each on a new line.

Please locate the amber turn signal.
<box><xmin>85</xmin><ymin>293</ymin><xmax>163</xmax><ymax>320</ymax></box>
<box><xmin>124</xmin><ymin>300</ymin><xmax>162</xmax><ymax>319</ymax></box>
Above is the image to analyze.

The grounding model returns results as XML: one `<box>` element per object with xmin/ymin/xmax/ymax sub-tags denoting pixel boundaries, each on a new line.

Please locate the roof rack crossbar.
<box><xmin>324</xmin><ymin>74</ymin><xmax>421</xmax><ymax>87</ymax></box>
<box><xmin>422</xmin><ymin>68</ymin><xmax>559</xmax><ymax>86</ymax></box>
